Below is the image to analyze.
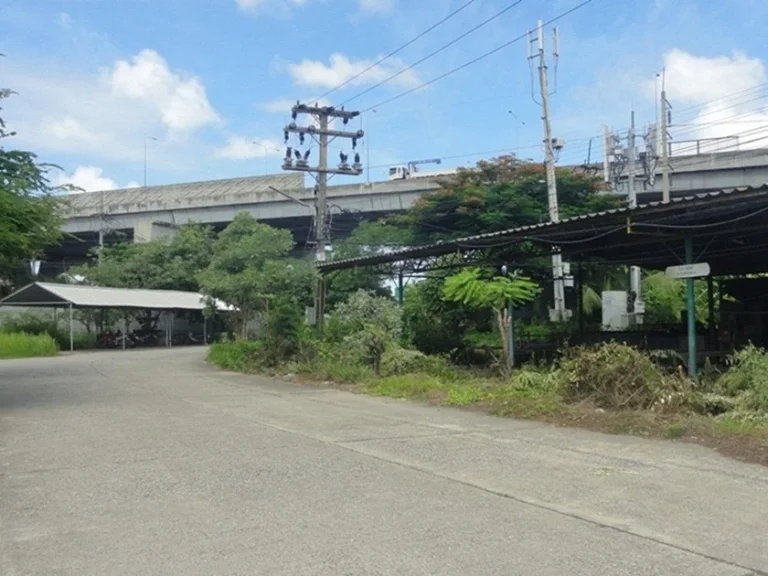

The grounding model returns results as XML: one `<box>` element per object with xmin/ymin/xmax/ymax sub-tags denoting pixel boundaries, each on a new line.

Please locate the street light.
<box><xmin>253</xmin><ymin>141</ymin><xmax>280</xmax><ymax>175</ymax></box>
<box><xmin>144</xmin><ymin>136</ymin><xmax>158</xmax><ymax>187</ymax></box>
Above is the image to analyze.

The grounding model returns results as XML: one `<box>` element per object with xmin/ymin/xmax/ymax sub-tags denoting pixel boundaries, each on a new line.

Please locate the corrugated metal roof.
<box><xmin>318</xmin><ymin>184</ymin><xmax>768</xmax><ymax>271</ymax></box>
<box><xmin>0</xmin><ymin>283</ymin><xmax>231</xmax><ymax>311</ymax></box>
<box><xmin>60</xmin><ymin>173</ymin><xmax>305</xmax><ymax>217</ymax></box>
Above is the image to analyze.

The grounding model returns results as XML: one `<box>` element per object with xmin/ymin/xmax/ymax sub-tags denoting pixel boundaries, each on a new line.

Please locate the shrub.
<box><xmin>559</xmin><ymin>342</ymin><xmax>686</xmax><ymax>410</ymax></box>
<box><xmin>0</xmin><ymin>332</ymin><xmax>59</xmax><ymax>359</ymax></box>
<box><xmin>1</xmin><ymin>311</ymin><xmax>97</xmax><ymax>351</ymax></box>
<box><xmin>508</xmin><ymin>365</ymin><xmax>562</xmax><ymax>393</ymax></box>
<box><xmin>333</xmin><ymin>290</ymin><xmax>402</xmax><ymax>338</ymax></box>
<box><xmin>717</xmin><ymin>344</ymin><xmax>768</xmax><ymax>413</ymax></box>
<box><xmin>288</xmin><ymin>339</ymin><xmax>373</xmax><ymax>384</ymax></box>
<box><xmin>207</xmin><ymin>340</ymin><xmax>265</xmax><ymax>372</ymax></box>
<box><xmin>380</xmin><ymin>347</ymin><xmax>458</xmax><ymax>379</ymax></box>
<box><xmin>263</xmin><ymin>296</ymin><xmax>303</xmax><ymax>366</ymax></box>
<box><xmin>331</xmin><ymin>290</ymin><xmax>403</xmax><ymax>374</ymax></box>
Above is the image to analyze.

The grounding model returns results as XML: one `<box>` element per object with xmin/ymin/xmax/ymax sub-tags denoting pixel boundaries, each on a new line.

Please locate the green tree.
<box><xmin>401</xmin><ymin>155</ymin><xmax>620</xmax><ymax>244</ymax></box>
<box><xmin>642</xmin><ymin>272</ymin><xmax>720</xmax><ymax>326</ymax></box>
<box><xmin>325</xmin><ymin>220</ymin><xmax>410</xmax><ymax>308</ymax></box>
<box><xmin>72</xmin><ymin>223</ymin><xmax>216</xmax><ymax>292</ymax></box>
<box><xmin>0</xmin><ymin>88</ymin><xmax>63</xmax><ymax>290</ymax></box>
<box><xmin>392</xmin><ymin>155</ymin><xmax>622</xmax><ymax>350</ymax></box>
<box><xmin>331</xmin><ymin>289</ymin><xmax>403</xmax><ymax>374</ymax></box>
<box><xmin>198</xmin><ymin>213</ymin><xmax>316</xmax><ymax>338</ymax></box>
<box><xmin>443</xmin><ymin>268</ymin><xmax>539</xmax><ymax>373</ymax></box>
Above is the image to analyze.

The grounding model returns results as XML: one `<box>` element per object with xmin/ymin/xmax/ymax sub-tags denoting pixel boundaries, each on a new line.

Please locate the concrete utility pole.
<box><xmin>530</xmin><ymin>20</ymin><xmax>567</xmax><ymax>322</ymax></box>
<box><xmin>282</xmin><ymin>103</ymin><xmax>364</xmax><ymax>326</ymax></box>
<box><xmin>660</xmin><ymin>73</ymin><xmax>671</xmax><ymax>203</ymax></box>
<box><xmin>98</xmin><ymin>189</ymin><xmax>105</xmax><ymax>266</ymax></box>
<box><xmin>627</xmin><ymin>111</ymin><xmax>643</xmax><ymax>322</ymax></box>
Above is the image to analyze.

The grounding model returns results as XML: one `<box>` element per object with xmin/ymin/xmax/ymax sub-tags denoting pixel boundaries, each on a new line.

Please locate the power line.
<box><xmin>362</xmin><ymin>0</ymin><xmax>596</xmax><ymax>112</ymax></box>
<box><xmin>316</xmin><ymin>0</ymin><xmax>479</xmax><ymax>101</ymax></box>
<box><xmin>342</xmin><ymin>0</ymin><xmax>527</xmax><ymax>106</ymax></box>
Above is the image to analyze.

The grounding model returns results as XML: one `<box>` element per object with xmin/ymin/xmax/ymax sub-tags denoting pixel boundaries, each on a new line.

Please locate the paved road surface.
<box><xmin>1</xmin><ymin>348</ymin><xmax>766</xmax><ymax>575</ymax></box>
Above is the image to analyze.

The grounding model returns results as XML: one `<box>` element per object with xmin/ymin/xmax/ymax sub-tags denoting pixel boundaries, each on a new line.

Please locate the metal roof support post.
<box><xmin>707</xmin><ymin>275</ymin><xmax>716</xmax><ymax>350</ymax></box>
<box><xmin>203</xmin><ymin>314</ymin><xmax>208</xmax><ymax>345</ymax></box>
<box><xmin>685</xmin><ymin>237</ymin><xmax>697</xmax><ymax>378</ymax></box>
<box><xmin>68</xmin><ymin>303</ymin><xmax>74</xmax><ymax>352</ymax></box>
<box><xmin>122</xmin><ymin>315</ymin><xmax>127</xmax><ymax>350</ymax></box>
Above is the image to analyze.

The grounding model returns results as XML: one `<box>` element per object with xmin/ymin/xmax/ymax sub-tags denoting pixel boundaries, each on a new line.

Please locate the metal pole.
<box><xmin>315</xmin><ymin>112</ymin><xmax>329</xmax><ymax>328</ymax></box>
<box><xmin>122</xmin><ymin>316</ymin><xmax>127</xmax><ymax>350</ymax></box>
<box><xmin>536</xmin><ymin>20</ymin><xmax>565</xmax><ymax>322</ymax></box>
<box><xmin>68</xmin><ymin>303</ymin><xmax>74</xmax><ymax>352</ymax></box>
<box><xmin>661</xmin><ymin>84</ymin><xmax>671</xmax><ymax>203</ymax></box>
<box><xmin>577</xmin><ymin>263</ymin><xmax>585</xmax><ymax>336</ymax></box>
<box><xmin>203</xmin><ymin>315</ymin><xmax>208</xmax><ymax>345</ymax></box>
<box><xmin>685</xmin><ymin>237</ymin><xmax>697</xmax><ymax>377</ymax></box>
<box><xmin>397</xmin><ymin>269</ymin><xmax>404</xmax><ymax>305</ymax></box>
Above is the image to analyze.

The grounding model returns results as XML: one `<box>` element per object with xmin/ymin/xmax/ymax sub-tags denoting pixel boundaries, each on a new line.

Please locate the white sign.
<box><xmin>665</xmin><ymin>262</ymin><xmax>710</xmax><ymax>279</ymax></box>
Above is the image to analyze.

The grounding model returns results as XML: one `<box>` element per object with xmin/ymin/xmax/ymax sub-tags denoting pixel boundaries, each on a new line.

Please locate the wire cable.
<box><xmin>362</xmin><ymin>0</ymin><xmax>595</xmax><ymax>112</ymax></box>
<box><xmin>315</xmin><ymin>0</ymin><xmax>479</xmax><ymax>101</ymax></box>
<box><xmin>341</xmin><ymin>0</ymin><xmax>526</xmax><ymax>106</ymax></box>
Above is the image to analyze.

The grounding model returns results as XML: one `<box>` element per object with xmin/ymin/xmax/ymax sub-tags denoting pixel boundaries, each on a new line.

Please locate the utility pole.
<box><xmin>529</xmin><ymin>20</ymin><xmax>567</xmax><ymax>322</ymax></box>
<box><xmin>627</xmin><ymin>111</ymin><xmax>643</xmax><ymax>323</ymax></box>
<box><xmin>282</xmin><ymin>103</ymin><xmax>364</xmax><ymax>326</ymax></box>
<box><xmin>98</xmin><ymin>189</ymin><xmax>105</xmax><ymax>266</ymax></box>
<box><xmin>660</xmin><ymin>72</ymin><xmax>671</xmax><ymax>203</ymax></box>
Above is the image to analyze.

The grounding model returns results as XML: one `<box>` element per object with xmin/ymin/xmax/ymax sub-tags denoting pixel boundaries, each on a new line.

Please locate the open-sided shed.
<box><xmin>317</xmin><ymin>185</ymin><xmax>768</xmax><ymax>376</ymax></box>
<box><xmin>0</xmin><ymin>282</ymin><xmax>231</xmax><ymax>351</ymax></box>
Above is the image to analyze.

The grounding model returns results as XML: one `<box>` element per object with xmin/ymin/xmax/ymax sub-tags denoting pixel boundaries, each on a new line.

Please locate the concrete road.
<box><xmin>1</xmin><ymin>348</ymin><xmax>766</xmax><ymax>576</ymax></box>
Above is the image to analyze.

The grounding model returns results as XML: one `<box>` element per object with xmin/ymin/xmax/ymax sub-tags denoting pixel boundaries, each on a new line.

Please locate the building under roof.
<box><xmin>317</xmin><ymin>184</ymin><xmax>768</xmax><ymax>377</ymax></box>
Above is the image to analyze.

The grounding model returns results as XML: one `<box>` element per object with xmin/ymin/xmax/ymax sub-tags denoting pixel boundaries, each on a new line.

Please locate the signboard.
<box><xmin>665</xmin><ymin>262</ymin><xmax>710</xmax><ymax>279</ymax></box>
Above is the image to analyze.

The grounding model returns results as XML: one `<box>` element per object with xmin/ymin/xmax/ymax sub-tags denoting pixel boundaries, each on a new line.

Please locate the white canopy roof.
<box><xmin>0</xmin><ymin>282</ymin><xmax>231</xmax><ymax>311</ymax></box>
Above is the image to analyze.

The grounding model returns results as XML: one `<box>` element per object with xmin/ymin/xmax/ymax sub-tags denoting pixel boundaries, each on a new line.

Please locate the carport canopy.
<box><xmin>0</xmin><ymin>282</ymin><xmax>232</xmax><ymax>352</ymax></box>
<box><xmin>0</xmin><ymin>282</ymin><xmax>231</xmax><ymax>311</ymax></box>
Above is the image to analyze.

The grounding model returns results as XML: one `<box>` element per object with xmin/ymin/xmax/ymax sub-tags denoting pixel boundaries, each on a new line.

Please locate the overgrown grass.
<box><xmin>208</xmin><ymin>340</ymin><xmax>265</xmax><ymax>372</ymax></box>
<box><xmin>0</xmin><ymin>332</ymin><xmax>59</xmax><ymax>359</ymax></box>
<box><xmin>208</xmin><ymin>339</ymin><xmax>768</xmax><ymax>465</ymax></box>
<box><xmin>1</xmin><ymin>312</ymin><xmax>98</xmax><ymax>351</ymax></box>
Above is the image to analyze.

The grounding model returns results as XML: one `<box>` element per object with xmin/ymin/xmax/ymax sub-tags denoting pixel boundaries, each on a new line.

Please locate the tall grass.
<box><xmin>0</xmin><ymin>332</ymin><xmax>59</xmax><ymax>359</ymax></box>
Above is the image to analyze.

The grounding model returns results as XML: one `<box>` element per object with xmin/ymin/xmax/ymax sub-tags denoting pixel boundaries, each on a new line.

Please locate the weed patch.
<box><xmin>0</xmin><ymin>332</ymin><xmax>59</xmax><ymax>359</ymax></box>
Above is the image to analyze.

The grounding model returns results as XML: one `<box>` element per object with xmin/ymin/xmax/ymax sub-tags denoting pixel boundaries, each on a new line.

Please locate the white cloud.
<box><xmin>661</xmin><ymin>49</ymin><xmax>766</xmax><ymax>103</ymax></box>
<box><xmin>286</xmin><ymin>53</ymin><xmax>421</xmax><ymax>89</ymax></box>
<box><xmin>216</xmin><ymin>136</ymin><xmax>283</xmax><ymax>160</ymax></box>
<box><xmin>56</xmin><ymin>166</ymin><xmax>137</xmax><ymax>193</ymax></box>
<box><xmin>655</xmin><ymin>49</ymin><xmax>768</xmax><ymax>153</ymax></box>
<box><xmin>41</xmin><ymin>116</ymin><xmax>107</xmax><ymax>149</ymax></box>
<box><xmin>3</xmin><ymin>50</ymin><xmax>220</xmax><ymax>169</ymax></box>
<box><xmin>107</xmin><ymin>49</ymin><xmax>219</xmax><ymax>131</ymax></box>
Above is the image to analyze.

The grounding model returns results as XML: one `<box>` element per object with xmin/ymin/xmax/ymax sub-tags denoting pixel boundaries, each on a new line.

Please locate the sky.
<box><xmin>2</xmin><ymin>0</ymin><xmax>768</xmax><ymax>193</ymax></box>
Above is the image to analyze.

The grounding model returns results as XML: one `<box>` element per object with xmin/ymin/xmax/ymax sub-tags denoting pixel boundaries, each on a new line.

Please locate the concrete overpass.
<box><xmin>48</xmin><ymin>148</ymin><xmax>768</xmax><ymax>270</ymax></box>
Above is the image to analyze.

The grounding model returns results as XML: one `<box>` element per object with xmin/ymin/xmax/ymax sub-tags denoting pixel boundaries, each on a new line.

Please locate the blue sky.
<box><xmin>2</xmin><ymin>0</ymin><xmax>767</xmax><ymax>192</ymax></box>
